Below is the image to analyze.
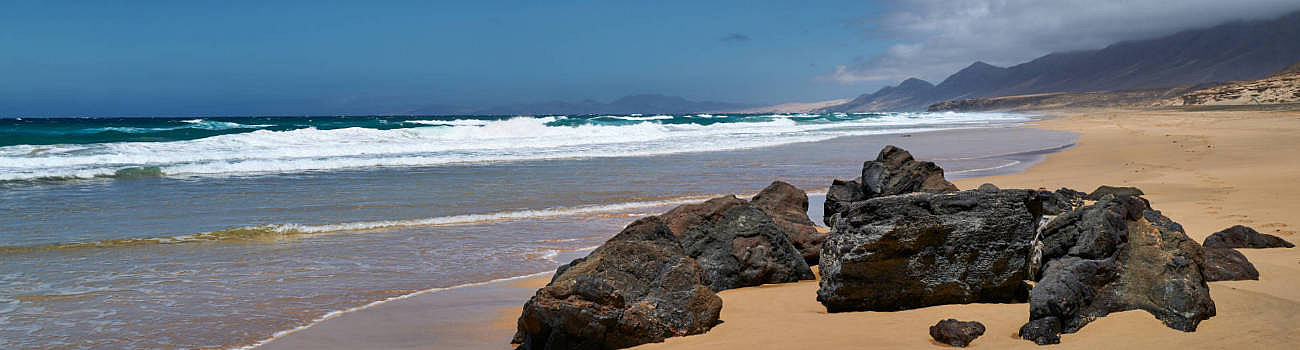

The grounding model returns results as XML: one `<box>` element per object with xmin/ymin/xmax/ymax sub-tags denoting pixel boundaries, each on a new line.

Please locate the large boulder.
<box><xmin>1019</xmin><ymin>195</ymin><xmax>1215</xmax><ymax>345</ymax></box>
<box><xmin>659</xmin><ymin>195</ymin><xmax>747</xmax><ymax>237</ymax></box>
<box><xmin>515</xmin><ymin>217</ymin><xmax>723</xmax><ymax>350</ymax></box>
<box><xmin>681</xmin><ymin>204</ymin><xmax>815</xmax><ymax>292</ymax></box>
<box><xmin>750</xmin><ymin>181</ymin><xmax>827</xmax><ymax>266</ymax></box>
<box><xmin>817</xmin><ymin>189</ymin><xmax>1043</xmax><ymax>312</ymax></box>
<box><xmin>824</xmin><ymin>146</ymin><xmax>958</xmax><ymax>225</ymax></box>
<box><xmin>929</xmin><ymin>319</ymin><xmax>986</xmax><ymax>347</ymax></box>
<box><xmin>1202</xmin><ymin>248</ymin><xmax>1260</xmax><ymax>281</ymax></box>
<box><xmin>1202</xmin><ymin>225</ymin><xmax>1294</xmax><ymax>249</ymax></box>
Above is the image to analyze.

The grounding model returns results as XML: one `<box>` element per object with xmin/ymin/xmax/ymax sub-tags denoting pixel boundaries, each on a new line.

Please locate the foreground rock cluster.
<box><xmin>1018</xmin><ymin>195</ymin><xmax>1215</xmax><ymax>344</ymax></box>
<box><xmin>515</xmin><ymin>182</ymin><xmax>820</xmax><ymax>349</ymax></box>
<box><xmin>516</xmin><ymin>145</ymin><xmax>1254</xmax><ymax>348</ymax></box>
<box><xmin>817</xmin><ymin>146</ymin><xmax>1219</xmax><ymax>345</ymax></box>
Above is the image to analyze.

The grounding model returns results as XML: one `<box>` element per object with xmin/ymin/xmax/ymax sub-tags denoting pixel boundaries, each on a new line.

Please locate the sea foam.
<box><xmin>0</xmin><ymin>112</ymin><xmax>1032</xmax><ymax>181</ymax></box>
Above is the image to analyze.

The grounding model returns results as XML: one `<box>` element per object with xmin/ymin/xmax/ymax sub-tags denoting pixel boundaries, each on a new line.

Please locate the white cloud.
<box><xmin>826</xmin><ymin>0</ymin><xmax>1300</xmax><ymax>84</ymax></box>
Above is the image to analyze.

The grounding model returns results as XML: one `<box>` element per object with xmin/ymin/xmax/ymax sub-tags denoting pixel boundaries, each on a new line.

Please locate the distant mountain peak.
<box><xmin>898</xmin><ymin>78</ymin><xmax>935</xmax><ymax>88</ymax></box>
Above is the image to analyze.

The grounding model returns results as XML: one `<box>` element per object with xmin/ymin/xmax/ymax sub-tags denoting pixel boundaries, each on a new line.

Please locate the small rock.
<box><xmin>977</xmin><ymin>183</ymin><xmax>1000</xmax><ymax>192</ymax></box>
<box><xmin>1202</xmin><ymin>248</ymin><xmax>1260</xmax><ymax>281</ymax></box>
<box><xmin>1084</xmin><ymin>185</ymin><xmax>1144</xmax><ymax>200</ymax></box>
<box><xmin>929</xmin><ymin>319</ymin><xmax>986</xmax><ymax>347</ymax></box>
<box><xmin>1203</xmin><ymin>225</ymin><xmax>1294</xmax><ymax>249</ymax></box>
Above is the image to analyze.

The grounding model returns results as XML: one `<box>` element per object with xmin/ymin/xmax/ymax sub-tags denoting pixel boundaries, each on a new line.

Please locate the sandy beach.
<box><xmin>624</xmin><ymin>106</ymin><xmax>1300</xmax><ymax>349</ymax></box>
<box><xmin>261</xmin><ymin>106</ymin><xmax>1300</xmax><ymax>349</ymax></box>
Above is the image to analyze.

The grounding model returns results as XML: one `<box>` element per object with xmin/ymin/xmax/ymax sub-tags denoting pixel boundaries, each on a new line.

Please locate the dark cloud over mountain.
<box><xmin>827</xmin><ymin>0</ymin><xmax>1300</xmax><ymax>84</ymax></box>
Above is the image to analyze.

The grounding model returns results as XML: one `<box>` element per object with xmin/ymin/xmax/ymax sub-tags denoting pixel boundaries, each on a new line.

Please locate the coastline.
<box><xmin>253</xmin><ymin>121</ymin><xmax>1078</xmax><ymax>350</ymax></box>
<box><xmin>265</xmin><ymin>107</ymin><xmax>1300</xmax><ymax>348</ymax></box>
<box><xmin>632</xmin><ymin>107</ymin><xmax>1300</xmax><ymax>349</ymax></box>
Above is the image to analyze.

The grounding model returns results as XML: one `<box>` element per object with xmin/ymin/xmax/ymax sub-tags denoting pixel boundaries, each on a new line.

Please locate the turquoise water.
<box><xmin>0</xmin><ymin>112</ymin><xmax>1075</xmax><ymax>349</ymax></box>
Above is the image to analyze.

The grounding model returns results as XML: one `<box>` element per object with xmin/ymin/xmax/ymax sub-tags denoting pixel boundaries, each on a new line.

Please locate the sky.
<box><xmin>2</xmin><ymin>0</ymin><xmax>1298</xmax><ymax>117</ymax></box>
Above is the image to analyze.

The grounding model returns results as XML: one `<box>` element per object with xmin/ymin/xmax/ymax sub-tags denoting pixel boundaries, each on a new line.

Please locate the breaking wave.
<box><xmin>0</xmin><ymin>112</ymin><xmax>1035</xmax><ymax>182</ymax></box>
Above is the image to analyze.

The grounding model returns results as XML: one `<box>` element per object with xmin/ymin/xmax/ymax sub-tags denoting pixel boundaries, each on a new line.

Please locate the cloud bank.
<box><xmin>828</xmin><ymin>0</ymin><xmax>1300</xmax><ymax>84</ymax></box>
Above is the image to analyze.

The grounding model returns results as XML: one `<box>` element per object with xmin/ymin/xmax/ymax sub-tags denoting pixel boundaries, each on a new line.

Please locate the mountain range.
<box><xmin>822</xmin><ymin>11</ymin><xmax>1300</xmax><ymax>112</ymax></box>
<box><xmin>408</xmin><ymin>94</ymin><xmax>755</xmax><ymax>115</ymax></box>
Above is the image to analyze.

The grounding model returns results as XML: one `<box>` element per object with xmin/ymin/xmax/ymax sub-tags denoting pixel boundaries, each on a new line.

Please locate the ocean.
<box><xmin>0</xmin><ymin>112</ymin><xmax>1077</xmax><ymax>349</ymax></box>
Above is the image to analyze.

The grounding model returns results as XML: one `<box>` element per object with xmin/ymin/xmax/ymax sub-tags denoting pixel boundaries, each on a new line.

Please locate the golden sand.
<box><xmin>626</xmin><ymin>108</ymin><xmax>1300</xmax><ymax>349</ymax></box>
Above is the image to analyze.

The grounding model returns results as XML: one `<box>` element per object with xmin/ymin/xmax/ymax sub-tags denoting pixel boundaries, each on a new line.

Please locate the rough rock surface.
<box><xmin>817</xmin><ymin>189</ymin><xmax>1043</xmax><ymax>312</ymax></box>
<box><xmin>861</xmin><ymin>145</ymin><xmax>960</xmax><ymax>196</ymax></box>
<box><xmin>750</xmin><ymin>181</ymin><xmax>827</xmax><ymax>266</ymax></box>
<box><xmin>929</xmin><ymin>319</ymin><xmax>986</xmax><ymax>347</ymax></box>
<box><xmin>659</xmin><ymin>195</ymin><xmax>746</xmax><ymax>237</ymax></box>
<box><xmin>681</xmin><ymin>204</ymin><xmax>815</xmax><ymax>292</ymax></box>
<box><xmin>1203</xmin><ymin>225</ymin><xmax>1295</xmax><ymax>249</ymax></box>
<box><xmin>1019</xmin><ymin>195</ymin><xmax>1216</xmax><ymax>345</ymax></box>
<box><xmin>515</xmin><ymin>217</ymin><xmax>723</xmax><ymax>350</ymax></box>
<box><xmin>824</xmin><ymin>178</ymin><xmax>865</xmax><ymax>226</ymax></box>
<box><xmin>823</xmin><ymin>145</ymin><xmax>958</xmax><ymax>225</ymax></box>
<box><xmin>1202</xmin><ymin>248</ymin><xmax>1260</xmax><ymax>281</ymax></box>
<box><xmin>1084</xmin><ymin>185</ymin><xmax>1144</xmax><ymax>200</ymax></box>
<box><xmin>1041</xmin><ymin>188</ymin><xmax>1087</xmax><ymax>215</ymax></box>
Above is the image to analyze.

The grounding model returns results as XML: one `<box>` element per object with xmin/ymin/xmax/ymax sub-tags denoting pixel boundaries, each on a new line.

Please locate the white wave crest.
<box><xmin>0</xmin><ymin>112</ymin><xmax>1034</xmax><ymax>181</ymax></box>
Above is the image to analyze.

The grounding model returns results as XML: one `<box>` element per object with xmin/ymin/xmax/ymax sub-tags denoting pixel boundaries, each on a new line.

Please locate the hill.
<box><xmin>824</xmin><ymin>11</ymin><xmax>1300</xmax><ymax>112</ymax></box>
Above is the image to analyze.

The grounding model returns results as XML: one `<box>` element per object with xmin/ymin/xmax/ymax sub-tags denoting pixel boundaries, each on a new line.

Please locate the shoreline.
<box><xmin>253</xmin><ymin>121</ymin><xmax>1079</xmax><ymax>350</ymax></box>
<box><xmin>629</xmin><ymin>107</ymin><xmax>1300</xmax><ymax>349</ymax></box>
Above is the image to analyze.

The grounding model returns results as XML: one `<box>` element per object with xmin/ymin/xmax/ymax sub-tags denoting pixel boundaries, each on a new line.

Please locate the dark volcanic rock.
<box><xmin>750</xmin><ymin>181</ymin><xmax>826</xmax><ymax>266</ymax></box>
<box><xmin>659</xmin><ymin>195</ymin><xmax>747</xmax><ymax>237</ymax></box>
<box><xmin>823</xmin><ymin>146</ymin><xmax>958</xmax><ymax>225</ymax></box>
<box><xmin>515</xmin><ymin>217</ymin><xmax>723</xmax><ymax>350</ymax></box>
<box><xmin>824</xmin><ymin>178</ymin><xmax>865</xmax><ymax>226</ymax></box>
<box><xmin>1202</xmin><ymin>248</ymin><xmax>1260</xmax><ymax>281</ymax></box>
<box><xmin>929</xmin><ymin>319</ymin><xmax>986</xmax><ymax>347</ymax></box>
<box><xmin>1203</xmin><ymin>225</ymin><xmax>1295</xmax><ymax>249</ymax></box>
<box><xmin>681</xmin><ymin>204</ymin><xmax>815</xmax><ymax>292</ymax></box>
<box><xmin>1084</xmin><ymin>185</ymin><xmax>1144</xmax><ymax>200</ymax></box>
<box><xmin>1018</xmin><ymin>317</ymin><xmax>1063</xmax><ymax>345</ymax></box>
<box><xmin>1040</xmin><ymin>188</ymin><xmax>1086</xmax><ymax>215</ymax></box>
<box><xmin>862</xmin><ymin>145</ymin><xmax>960</xmax><ymax>197</ymax></box>
<box><xmin>817</xmin><ymin>189</ymin><xmax>1043</xmax><ymax>312</ymax></box>
<box><xmin>1020</xmin><ymin>195</ymin><xmax>1215</xmax><ymax>345</ymax></box>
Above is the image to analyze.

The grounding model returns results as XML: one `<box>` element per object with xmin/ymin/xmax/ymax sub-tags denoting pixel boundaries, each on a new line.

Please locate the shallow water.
<box><xmin>0</xmin><ymin>113</ymin><xmax>1076</xmax><ymax>349</ymax></box>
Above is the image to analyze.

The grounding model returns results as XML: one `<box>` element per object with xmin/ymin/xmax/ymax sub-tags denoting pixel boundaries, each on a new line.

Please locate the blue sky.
<box><xmin>0</xmin><ymin>1</ymin><xmax>889</xmax><ymax>116</ymax></box>
<box><xmin>3</xmin><ymin>0</ymin><xmax>1296</xmax><ymax>116</ymax></box>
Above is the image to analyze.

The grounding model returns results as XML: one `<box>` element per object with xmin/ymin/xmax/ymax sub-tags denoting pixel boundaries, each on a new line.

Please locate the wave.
<box><xmin>90</xmin><ymin>119</ymin><xmax>272</xmax><ymax>134</ymax></box>
<box><xmin>0</xmin><ymin>195</ymin><xmax>720</xmax><ymax>253</ymax></box>
<box><xmin>0</xmin><ymin>112</ymin><xmax>1036</xmax><ymax>181</ymax></box>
